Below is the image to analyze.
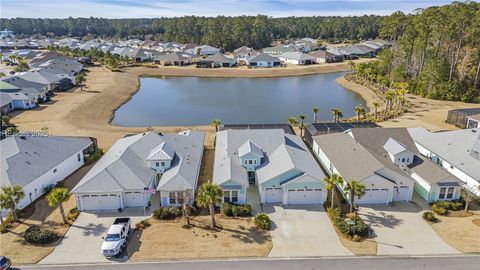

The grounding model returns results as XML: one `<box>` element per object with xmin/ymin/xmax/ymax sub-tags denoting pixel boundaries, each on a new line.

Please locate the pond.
<box><xmin>111</xmin><ymin>72</ymin><xmax>366</xmax><ymax>127</ymax></box>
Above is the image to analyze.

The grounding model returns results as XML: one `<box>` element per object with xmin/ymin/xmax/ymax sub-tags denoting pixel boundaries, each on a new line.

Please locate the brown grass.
<box><xmin>127</xmin><ymin>214</ymin><xmax>272</xmax><ymax>261</ymax></box>
<box><xmin>337</xmin><ymin>234</ymin><xmax>377</xmax><ymax>256</ymax></box>
<box><xmin>0</xmin><ymin>164</ymin><xmax>93</xmax><ymax>264</ymax></box>
<box><xmin>431</xmin><ymin>211</ymin><xmax>480</xmax><ymax>253</ymax></box>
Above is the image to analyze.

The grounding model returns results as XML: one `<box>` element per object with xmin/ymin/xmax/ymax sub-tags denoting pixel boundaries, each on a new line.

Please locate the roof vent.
<box><xmin>19</xmin><ymin>136</ymin><xmax>27</xmax><ymax>140</ymax></box>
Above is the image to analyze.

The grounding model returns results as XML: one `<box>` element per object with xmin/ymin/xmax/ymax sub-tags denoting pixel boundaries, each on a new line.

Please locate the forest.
<box><xmin>0</xmin><ymin>15</ymin><xmax>381</xmax><ymax>50</ymax></box>
<box><xmin>352</xmin><ymin>1</ymin><xmax>480</xmax><ymax>103</ymax></box>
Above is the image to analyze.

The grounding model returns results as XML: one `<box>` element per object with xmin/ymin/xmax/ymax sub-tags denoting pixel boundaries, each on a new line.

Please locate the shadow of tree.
<box><xmin>70</xmin><ymin>222</ymin><xmax>108</xmax><ymax>237</ymax></box>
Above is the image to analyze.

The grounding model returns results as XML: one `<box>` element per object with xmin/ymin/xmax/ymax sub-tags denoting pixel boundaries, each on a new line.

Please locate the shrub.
<box><xmin>327</xmin><ymin>207</ymin><xmax>367</xmax><ymax>237</ymax></box>
<box><xmin>67</xmin><ymin>208</ymin><xmax>80</xmax><ymax>222</ymax></box>
<box><xmin>85</xmin><ymin>149</ymin><xmax>104</xmax><ymax>165</ymax></box>
<box><xmin>136</xmin><ymin>220</ymin><xmax>151</xmax><ymax>229</ymax></box>
<box><xmin>432</xmin><ymin>204</ymin><xmax>446</xmax><ymax>215</ymax></box>
<box><xmin>254</xmin><ymin>213</ymin><xmax>270</xmax><ymax>230</ymax></box>
<box><xmin>152</xmin><ymin>208</ymin><xmax>166</xmax><ymax>220</ymax></box>
<box><xmin>24</xmin><ymin>225</ymin><xmax>59</xmax><ymax>244</ymax></box>
<box><xmin>352</xmin><ymin>234</ymin><xmax>362</xmax><ymax>242</ymax></box>
<box><xmin>152</xmin><ymin>206</ymin><xmax>182</xmax><ymax>220</ymax></box>
<box><xmin>221</xmin><ymin>203</ymin><xmax>252</xmax><ymax>217</ymax></box>
<box><xmin>423</xmin><ymin>211</ymin><xmax>437</xmax><ymax>222</ymax></box>
<box><xmin>432</xmin><ymin>201</ymin><xmax>463</xmax><ymax>215</ymax></box>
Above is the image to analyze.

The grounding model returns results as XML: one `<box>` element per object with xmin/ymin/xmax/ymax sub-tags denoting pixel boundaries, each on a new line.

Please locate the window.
<box><xmin>401</xmin><ymin>158</ymin><xmax>406</xmax><ymax>162</ymax></box>
<box><xmin>450</xmin><ymin>165</ymin><xmax>454</xmax><ymax>169</ymax></box>
<box><xmin>439</xmin><ymin>187</ymin><xmax>446</xmax><ymax>199</ymax></box>
<box><xmin>249</xmin><ymin>160</ymin><xmax>253</xmax><ymax>164</ymax></box>
<box><xmin>407</xmin><ymin>158</ymin><xmax>410</xmax><ymax>162</ymax></box>
<box><xmin>53</xmin><ymin>168</ymin><xmax>57</xmax><ymax>173</ymax></box>
<box><xmin>231</xmin><ymin>191</ymin><xmax>238</xmax><ymax>203</ymax></box>
<box><xmin>244</xmin><ymin>160</ymin><xmax>248</xmax><ymax>165</ymax></box>
<box><xmin>224</xmin><ymin>190</ymin><xmax>231</xmax><ymax>203</ymax></box>
<box><xmin>161</xmin><ymin>162</ymin><xmax>165</xmax><ymax>166</ymax></box>
<box><xmin>169</xmin><ymin>192</ymin><xmax>176</xmax><ymax>204</ymax></box>
<box><xmin>254</xmin><ymin>160</ymin><xmax>257</xmax><ymax>164</ymax></box>
<box><xmin>177</xmin><ymin>192</ymin><xmax>184</xmax><ymax>204</ymax></box>
<box><xmin>447</xmin><ymin>187</ymin><xmax>454</xmax><ymax>199</ymax></box>
<box><xmin>155</xmin><ymin>162</ymin><xmax>159</xmax><ymax>167</ymax></box>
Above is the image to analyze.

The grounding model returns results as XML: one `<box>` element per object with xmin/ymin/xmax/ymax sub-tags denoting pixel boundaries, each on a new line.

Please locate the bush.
<box><xmin>67</xmin><ymin>208</ymin><xmax>80</xmax><ymax>222</ymax></box>
<box><xmin>432</xmin><ymin>201</ymin><xmax>463</xmax><ymax>215</ymax></box>
<box><xmin>135</xmin><ymin>220</ymin><xmax>151</xmax><ymax>229</ymax></box>
<box><xmin>24</xmin><ymin>225</ymin><xmax>59</xmax><ymax>244</ymax></box>
<box><xmin>254</xmin><ymin>213</ymin><xmax>270</xmax><ymax>230</ymax></box>
<box><xmin>423</xmin><ymin>211</ymin><xmax>437</xmax><ymax>222</ymax></box>
<box><xmin>327</xmin><ymin>207</ymin><xmax>367</xmax><ymax>237</ymax></box>
<box><xmin>152</xmin><ymin>206</ymin><xmax>182</xmax><ymax>220</ymax></box>
<box><xmin>431</xmin><ymin>204</ymin><xmax>446</xmax><ymax>215</ymax></box>
<box><xmin>221</xmin><ymin>203</ymin><xmax>252</xmax><ymax>217</ymax></box>
<box><xmin>352</xmin><ymin>234</ymin><xmax>362</xmax><ymax>242</ymax></box>
<box><xmin>85</xmin><ymin>149</ymin><xmax>104</xmax><ymax>165</ymax></box>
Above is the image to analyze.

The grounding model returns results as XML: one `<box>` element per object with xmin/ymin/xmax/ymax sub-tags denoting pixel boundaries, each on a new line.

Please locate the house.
<box><xmin>262</xmin><ymin>44</ymin><xmax>297</xmax><ymax>56</ymax></box>
<box><xmin>0</xmin><ymin>92</ymin><xmax>13</xmax><ymax>114</ymax></box>
<box><xmin>246</xmin><ymin>53</ymin><xmax>281</xmax><ymax>68</ymax></box>
<box><xmin>466</xmin><ymin>114</ymin><xmax>480</xmax><ymax>128</ymax></box>
<box><xmin>213</xmin><ymin>129</ymin><xmax>327</xmax><ymax>205</ymax></box>
<box><xmin>409</xmin><ymin>127</ymin><xmax>480</xmax><ymax>196</ymax></box>
<box><xmin>0</xmin><ymin>135</ymin><xmax>95</xmax><ymax>215</ymax></box>
<box><xmin>278</xmin><ymin>52</ymin><xmax>316</xmax><ymax>65</ymax></box>
<box><xmin>0</xmin><ymin>81</ymin><xmax>42</xmax><ymax>109</ymax></box>
<box><xmin>308</xmin><ymin>50</ymin><xmax>342</xmax><ymax>63</ymax></box>
<box><xmin>326</xmin><ymin>48</ymin><xmax>347</xmax><ymax>61</ymax></box>
<box><xmin>154</xmin><ymin>52</ymin><xmax>192</xmax><ymax>66</ymax></box>
<box><xmin>187</xmin><ymin>45</ymin><xmax>222</xmax><ymax>56</ymax></box>
<box><xmin>2</xmin><ymin>77</ymin><xmax>50</xmax><ymax>101</ymax></box>
<box><xmin>304</xmin><ymin>122</ymin><xmax>379</xmax><ymax>146</ymax></box>
<box><xmin>72</xmin><ymin>131</ymin><xmax>205</xmax><ymax>211</ymax></box>
<box><xmin>196</xmin><ymin>54</ymin><xmax>236</xmax><ymax>68</ymax></box>
<box><xmin>17</xmin><ymin>69</ymin><xmax>73</xmax><ymax>91</ymax></box>
<box><xmin>313</xmin><ymin>128</ymin><xmax>461</xmax><ymax>204</ymax></box>
<box><xmin>233</xmin><ymin>46</ymin><xmax>255</xmax><ymax>62</ymax></box>
<box><xmin>447</xmin><ymin>108</ymin><xmax>480</xmax><ymax>128</ymax></box>
<box><xmin>126</xmin><ymin>48</ymin><xmax>151</xmax><ymax>62</ymax></box>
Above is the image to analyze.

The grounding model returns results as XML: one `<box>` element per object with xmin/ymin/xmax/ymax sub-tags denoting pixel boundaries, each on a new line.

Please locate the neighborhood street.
<box><xmin>18</xmin><ymin>255</ymin><xmax>480</xmax><ymax>270</ymax></box>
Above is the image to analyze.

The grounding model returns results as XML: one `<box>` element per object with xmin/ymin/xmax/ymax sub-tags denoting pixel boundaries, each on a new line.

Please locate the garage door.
<box><xmin>265</xmin><ymin>187</ymin><xmax>282</xmax><ymax>203</ymax></box>
<box><xmin>124</xmin><ymin>191</ymin><xmax>145</xmax><ymax>207</ymax></box>
<box><xmin>356</xmin><ymin>189</ymin><xmax>389</xmax><ymax>204</ymax></box>
<box><xmin>80</xmin><ymin>194</ymin><xmax>120</xmax><ymax>211</ymax></box>
<box><xmin>393</xmin><ymin>186</ymin><xmax>410</xmax><ymax>201</ymax></box>
<box><xmin>287</xmin><ymin>188</ymin><xmax>323</xmax><ymax>204</ymax></box>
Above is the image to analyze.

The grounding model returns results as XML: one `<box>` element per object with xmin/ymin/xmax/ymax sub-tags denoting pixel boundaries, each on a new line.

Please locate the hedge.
<box><xmin>221</xmin><ymin>203</ymin><xmax>252</xmax><ymax>217</ymax></box>
<box><xmin>152</xmin><ymin>206</ymin><xmax>182</xmax><ymax>220</ymax></box>
<box><xmin>422</xmin><ymin>211</ymin><xmax>437</xmax><ymax>222</ymax></box>
<box><xmin>24</xmin><ymin>225</ymin><xmax>59</xmax><ymax>244</ymax></box>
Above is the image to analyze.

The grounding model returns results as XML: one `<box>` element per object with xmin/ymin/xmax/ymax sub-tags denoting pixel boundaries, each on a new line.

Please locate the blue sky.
<box><xmin>1</xmin><ymin>0</ymin><xmax>458</xmax><ymax>18</ymax></box>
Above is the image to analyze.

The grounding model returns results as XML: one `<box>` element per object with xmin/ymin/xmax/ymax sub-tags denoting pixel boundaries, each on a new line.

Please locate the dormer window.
<box><xmin>161</xmin><ymin>162</ymin><xmax>165</xmax><ymax>166</ymax></box>
<box><xmin>155</xmin><ymin>162</ymin><xmax>159</xmax><ymax>167</ymax></box>
<box><xmin>249</xmin><ymin>160</ymin><xmax>253</xmax><ymax>164</ymax></box>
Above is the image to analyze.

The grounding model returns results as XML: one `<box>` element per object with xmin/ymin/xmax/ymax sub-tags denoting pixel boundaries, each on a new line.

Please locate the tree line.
<box><xmin>353</xmin><ymin>1</ymin><xmax>480</xmax><ymax>103</ymax></box>
<box><xmin>1</xmin><ymin>15</ymin><xmax>381</xmax><ymax>51</ymax></box>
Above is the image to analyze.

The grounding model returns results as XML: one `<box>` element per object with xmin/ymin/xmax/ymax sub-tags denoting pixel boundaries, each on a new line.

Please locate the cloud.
<box><xmin>1</xmin><ymin>0</ymin><xmax>455</xmax><ymax>18</ymax></box>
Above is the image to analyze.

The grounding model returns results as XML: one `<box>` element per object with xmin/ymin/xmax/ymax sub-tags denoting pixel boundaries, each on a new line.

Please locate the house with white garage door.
<box><xmin>313</xmin><ymin>128</ymin><xmax>461</xmax><ymax>204</ymax></box>
<box><xmin>213</xmin><ymin>129</ymin><xmax>327</xmax><ymax>205</ymax></box>
<box><xmin>72</xmin><ymin>131</ymin><xmax>205</xmax><ymax>211</ymax></box>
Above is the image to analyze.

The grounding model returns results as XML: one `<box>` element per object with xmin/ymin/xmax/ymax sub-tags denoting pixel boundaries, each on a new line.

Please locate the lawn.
<box><xmin>430</xmin><ymin>211</ymin><xmax>480</xmax><ymax>253</ymax></box>
<box><xmin>127</xmin><ymin>214</ymin><xmax>272</xmax><ymax>261</ymax></box>
<box><xmin>0</xmin><ymin>164</ymin><xmax>93</xmax><ymax>264</ymax></box>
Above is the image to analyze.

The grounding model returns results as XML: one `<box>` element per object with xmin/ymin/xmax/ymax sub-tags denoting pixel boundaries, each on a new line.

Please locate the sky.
<box><xmin>1</xmin><ymin>0</ymin><xmax>459</xmax><ymax>18</ymax></box>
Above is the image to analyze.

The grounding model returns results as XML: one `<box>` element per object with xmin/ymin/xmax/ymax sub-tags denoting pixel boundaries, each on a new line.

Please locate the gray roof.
<box><xmin>2</xmin><ymin>76</ymin><xmax>48</xmax><ymax>94</ymax></box>
<box><xmin>155</xmin><ymin>52</ymin><xmax>192</xmax><ymax>61</ymax></box>
<box><xmin>203</xmin><ymin>53</ymin><xmax>235</xmax><ymax>64</ymax></box>
<box><xmin>1</xmin><ymin>136</ymin><xmax>93</xmax><ymax>187</ymax></box>
<box><xmin>72</xmin><ymin>131</ymin><xmax>204</xmax><ymax>193</ymax></box>
<box><xmin>279</xmin><ymin>52</ymin><xmax>316</xmax><ymax>61</ymax></box>
<box><xmin>350</xmin><ymin>128</ymin><xmax>459</xmax><ymax>185</ymax></box>
<box><xmin>213</xmin><ymin>129</ymin><xmax>324</xmax><ymax>187</ymax></box>
<box><xmin>247</xmin><ymin>53</ymin><xmax>280</xmax><ymax>63</ymax></box>
<box><xmin>17</xmin><ymin>69</ymin><xmax>67</xmax><ymax>85</ymax></box>
<box><xmin>408</xmin><ymin>127</ymin><xmax>480</xmax><ymax>181</ymax></box>
<box><xmin>263</xmin><ymin>44</ymin><xmax>297</xmax><ymax>54</ymax></box>
<box><xmin>0</xmin><ymin>92</ymin><xmax>13</xmax><ymax>107</ymax></box>
<box><xmin>238</xmin><ymin>140</ymin><xmax>264</xmax><ymax>158</ymax></box>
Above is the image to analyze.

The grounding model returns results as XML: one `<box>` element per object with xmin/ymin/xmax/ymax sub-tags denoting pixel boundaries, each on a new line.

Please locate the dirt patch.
<box><xmin>431</xmin><ymin>211</ymin><xmax>480</xmax><ymax>253</ymax></box>
<box><xmin>0</xmin><ymin>165</ymin><xmax>93</xmax><ymax>264</ymax></box>
<box><xmin>447</xmin><ymin>211</ymin><xmax>474</xmax><ymax>218</ymax></box>
<box><xmin>127</xmin><ymin>214</ymin><xmax>271</xmax><ymax>261</ymax></box>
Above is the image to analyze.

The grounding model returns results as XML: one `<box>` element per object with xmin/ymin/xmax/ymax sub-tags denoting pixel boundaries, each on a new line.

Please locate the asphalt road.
<box><xmin>17</xmin><ymin>255</ymin><xmax>480</xmax><ymax>270</ymax></box>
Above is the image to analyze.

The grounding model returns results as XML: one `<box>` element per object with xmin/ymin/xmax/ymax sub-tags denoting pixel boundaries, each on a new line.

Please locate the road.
<box><xmin>17</xmin><ymin>255</ymin><xmax>480</xmax><ymax>270</ymax></box>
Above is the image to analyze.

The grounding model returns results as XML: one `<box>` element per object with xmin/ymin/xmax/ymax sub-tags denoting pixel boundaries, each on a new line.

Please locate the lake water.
<box><xmin>112</xmin><ymin>72</ymin><xmax>366</xmax><ymax>127</ymax></box>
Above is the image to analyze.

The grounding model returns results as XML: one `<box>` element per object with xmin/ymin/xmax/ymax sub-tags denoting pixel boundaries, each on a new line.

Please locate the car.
<box><xmin>100</xmin><ymin>218</ymin><xmax>131</xmax><ymax>257</ymax></box>
<box><xmin>0</xmin><ymin>256</ymin><xmax>11</xmax><ymax>270</ymax></box>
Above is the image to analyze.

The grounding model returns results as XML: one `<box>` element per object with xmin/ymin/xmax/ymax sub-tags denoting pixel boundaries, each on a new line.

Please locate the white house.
<box><xmin>213</xmin><ymin>129</ymin><xmax>327</xmax><ymax>205</ymax></box>
<box><xmin>466</xmin><ymin>114</ymin><xmax>480</xmax><ymax>128</ymax></box>
<box><xmin>246</xmin><ymin>53</ymin><xmax>281</xmax><ymax>68</ymax></box>
<box><xmin>72</xmin><ymin>131</ymin><xmax>204</xmax><ymax>211</ymax></box>
<box><xmin>278</xmin><ymin>52</ymin><xmax>316</xmax><ymax>65</ymax></box>
<box><xmin>0</xmin><ymin>135</ymin><xmax>95</xmax><ymax>215</ymax></box>
<box><xmin>409</xmin><ymin>127</ymin><xmax>480</xmax><ymax>197</ymax></box>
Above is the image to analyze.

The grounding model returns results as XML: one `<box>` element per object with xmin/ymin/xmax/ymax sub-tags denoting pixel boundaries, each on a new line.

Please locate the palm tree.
<box><xmin>75</xmin><ymin>74</ymin><xmax>86</xmax><ymax>90</ymax></box>
<box><xmin>0</xmin><ymin>72</ymin><xmax>5</xmax><ymax>79</ymax></box>
<box><xmin>1</xmin><ymin>116</ymin><xmax>11</xmax><ymax>128</ymax></box>
<box><xmin>373</xmin><ymin>102</ymin><xmax>380</xmax><ymax>119</ymax></box>
<box><xmin>210</xmin><ymin>119</ymin><xmax>222</xmax><ymax>132</ymax></box>
<box><xmin>324</xmin><ymin>174</ymin><xmax>344</xmax><ymax>209</ymax></box>
<box><xmin>354</xmin><ymin>104</ymin><xmax>365</xmax><ymax>123</ymax></box>
<box><xmin>331</xmin><ymin>108</ymin><xmax>343</xmax><ymax>123</ymax></box>
<box><xmin>312</xmin><ymin>106</ymin><xmax>319</xmax><ymax>123</ymax></box>
<box><xmin>344</xmin><ymin>180</ymin><xmax>366</xmax><ymax>214</ymax></box>
<box><xmin>195</xmin><ymin>183</ymin><xmax>223</xmax><ymax>228</ymax></box>
<box><xmin>298</xmin><ymin>114</ymin><xmax>306</xmax><ymax>138</ymax></box>
<box><xmin>46</xmin><ymin>188</ymin><xmax>71</xmax><ymax>224</ymax></box>
<box><xmin>0</xmin><ymin>185</ymin><xmax>25</xmax><ymax>221</ymax></box>
<box><xmin>288</xmin><ymin>116</ymin><xmax>298</xmax><ymax>127</ymax></box>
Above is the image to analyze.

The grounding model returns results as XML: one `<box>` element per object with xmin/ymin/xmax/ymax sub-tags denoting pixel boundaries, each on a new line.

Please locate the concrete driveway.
<box><xmin>359</xmin><ymin>202</ymin><xmax>460</xmax><ymax>255</ymax></box>
<box><xmin>265</xmin><ymin>204</ymin><xmax>352</xmax><ymax>257</ymax></box>
<box><xmin>40</xmin><ymin>209</ymin><xmax>147</xmax><ymax>264</ymax></box>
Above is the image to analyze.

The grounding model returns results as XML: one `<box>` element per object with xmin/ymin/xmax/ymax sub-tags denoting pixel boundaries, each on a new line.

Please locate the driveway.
<box><xmin>359</xmin><ymin>202</ymin><xmax>460</xmax><ymax>255</ymax></box>
<box><xmin>265</xmin><ymin>204</ymin><xmax>352</xmax><ymax>257</ymax></box>
<box><xmin>39</xmin><ymin>209</ymin><xmax>147</xmax><ymax>264</ymax></box>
